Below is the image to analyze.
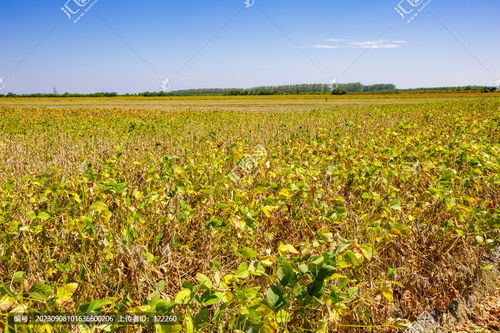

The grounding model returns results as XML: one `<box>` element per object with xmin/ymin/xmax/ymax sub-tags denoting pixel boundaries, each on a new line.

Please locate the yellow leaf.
<box><xmin>91</xmin><ymin>201</ymin><xmax>107</xmax><ymax>212</ymax></box>
<box><xmin>317</xmin><ymin>319</ymin><xmax>328</xmax><ymax>333</ymax></box>
<box><xmin>260</xmin><ymin>256</ymin><xmax>274</xmax><ymax>267</ymax></box>
<box><xmin>278</xmin><ymin>243</ymin><xmax>299</xmax><ymax>255</ymax></box>
<box><xmin>278</xmin><ymin>189</ymin><xmax>293</xmax><ymax>198</ymax></box>
<box><xmin>0</xmin><ymin>295</ymin><xmax>15</xmax><ymax>311</ymax></box>
<box><xmin>222</xmin><ymin>291</ymin><xmax>234</xmax><ymax>303</ymax></box>
<box><xmin>128</xmin><ymin>305</ymin><xmax>151</xmax><ymax>313</ymax></box>
<box><xmin>173</xmin><ymin>166</ymin><xmax>183</xmax><ymax>174</ymax></box>
<box><xmin>156</xmin><ymin>323</ymin><xmax>182</xmax><ymax>333</ymax></box>
<box><xmin>175</xmin><ymin>288</ymin><xmax>191</xmax><ymax>304</ymax></box>
<box><xmin>184</xmin><ymin>315</ymin><xmax>194</xmax><ymax>333</ymax></box>
<box><xmin>262</xmin><ymin>205</ymin><xmax>279</xmax><ymax>218</ymax></box>
<box><xmin>56</xmin><ymin>283</ymin><xmax>78</xmax><ymax>305</ymax></box>
<box><xmin>133</xmin><ymin>189</ymin><xmax>143</xmax><ymax>200</ymax></box>
<box><xmin>381</xmin><ymin>286</ymin><xmax>394</xmax><ymax>302</ymax></box>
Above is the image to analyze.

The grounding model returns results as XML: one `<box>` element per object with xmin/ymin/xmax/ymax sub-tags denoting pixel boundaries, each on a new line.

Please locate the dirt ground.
<box><xmin>452</xmin><ymin>288</ymin><xmax>499</xmax><ymax>333</ymax></box>
<box><xmin>401</xmin><ymin>247</ymin><xmax>499</xmax><ymax>333</ymax></box>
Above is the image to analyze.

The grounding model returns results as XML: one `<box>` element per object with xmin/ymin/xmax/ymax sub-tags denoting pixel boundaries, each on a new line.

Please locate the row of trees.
<box><xmin>171</xmin><ymin>83</ymin><xmax>398</xmax><ymax>95</ymax></box>
<box><xmin>0</xmin><ymin>92</ymin><xmax>118</xmax><ymax>98</ymax></box>
<box><xmin>401</xmin><ymin>86</ymin><xmax>496</xmax><ymax>93</ymax></box>
<box><xmin>1</xmin><ymin>84</ymin><xmax>496</xmax><ymax>98</ymax></box>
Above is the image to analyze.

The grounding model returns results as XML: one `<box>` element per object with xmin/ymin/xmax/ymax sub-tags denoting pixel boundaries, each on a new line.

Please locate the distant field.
<box><xmin>1</xmin><ymin>92</ymin><xmax>499</xmax><ymax>112</ymax></box>
<box><xmin>0</xmin><ymin>94</ymin><xmax>498</xmax><ymax>332</ymax></box>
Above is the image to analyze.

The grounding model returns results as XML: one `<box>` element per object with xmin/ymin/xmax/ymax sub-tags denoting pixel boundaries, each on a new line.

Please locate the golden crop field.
<box><xmin>0</xmin><ymin>94</ymin><xmax>499</xmax><ymax>332</ymax></box>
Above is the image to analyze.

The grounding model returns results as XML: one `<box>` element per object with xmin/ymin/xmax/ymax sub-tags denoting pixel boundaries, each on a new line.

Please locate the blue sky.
<box><xmin>0</xmin><ymin>0</ymin><xmax>499</xmax><ymax>93</ymax></box>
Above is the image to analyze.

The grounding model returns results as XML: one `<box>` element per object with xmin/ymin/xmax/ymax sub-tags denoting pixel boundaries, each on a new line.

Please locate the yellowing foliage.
<box><xmin>0</xmin><ymin>95</ymin><xmax>498</xmax><ymax>331</ymax></box>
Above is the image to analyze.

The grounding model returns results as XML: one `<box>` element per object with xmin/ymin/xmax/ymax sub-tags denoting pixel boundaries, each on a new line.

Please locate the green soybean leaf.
<box><xmin>389</xmin><ymin>199</ymin><xmax>402</xmax><ymax>211</ymax></box>
<box><xmin>239</xmin><ymin>247</ymin><xmax>257</xmax><ymax>259</ymax></box>
<box><xmin>267</xmin><ymin>285</ymin><xmax>287</xmax><ymax>310</ymax></box>
<box><xmin>29</xmin><ymin>282</ymin><xmax>53</xmax><ymax>301</ymax></box>
<box><xmin>235</xmin><ymin>262</ymin><xmax>250</xmax><ymax>279</ymax></box>
<box><xmin>79</xmin><ymin>299</ymin><xmax>112</xmax><ymax>313</ymax></box>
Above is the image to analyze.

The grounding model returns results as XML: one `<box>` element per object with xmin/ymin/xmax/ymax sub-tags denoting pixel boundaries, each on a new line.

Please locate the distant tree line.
<box><xmin>400</xmin><ymin>86</ymin><xmax>496</xmax><ymax>93</ymax></box>
<box><xmin>171</xmin><ymin>83</ymin><xmax>398</xmax><ymax>96</ymax></box>
<box><xmin>0</xmin><ymin>84</ymin><xmax>497</xmax><ymax>97</ymax></box>
<box><xmin>0</xmin><ymin>92</ymin><xmax>119</xmax><ymax>98</ymax></box>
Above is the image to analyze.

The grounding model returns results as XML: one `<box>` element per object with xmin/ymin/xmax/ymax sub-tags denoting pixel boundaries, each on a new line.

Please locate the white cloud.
<box><xmin>311</xmin><ymin>44</ymin><xmax>346</xmax><ymax>49</ymax></box>
<box><xmin>311</xmin><ymin>39</ymin><xmax>407</xmax><ymax>49</ymax></box>
<box><xmin>323</xmin><ymin>38</ymin><xmax>347</xmax><ymax>42</ymax></box>
<box><xmin>363</xmin><ymin>44</ymin><xmax>401</xmax><ymax>49</ymax></box>
<box><xmin>349</xmin><ymin>41</ymin><xmax>381</xmax><ymax>46</ymax></box>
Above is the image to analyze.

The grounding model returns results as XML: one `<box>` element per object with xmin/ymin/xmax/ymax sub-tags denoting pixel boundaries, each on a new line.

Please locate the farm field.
<box><xmin>0</xmin><ymin>94</ymin><xmax>499</xmax><ymax>332</ymax></box>
<box><xmin>0</xmin><ymin>93</ymin><xmax>497</xmax><ymax>112</ymax></box>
